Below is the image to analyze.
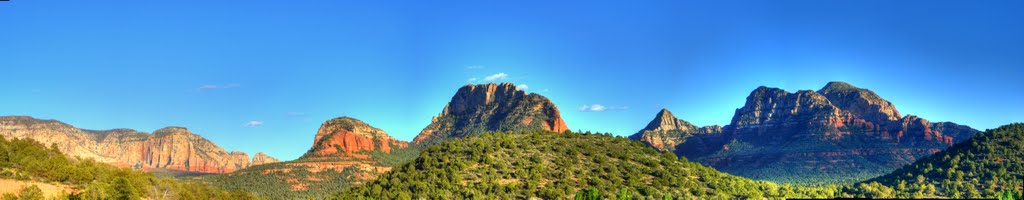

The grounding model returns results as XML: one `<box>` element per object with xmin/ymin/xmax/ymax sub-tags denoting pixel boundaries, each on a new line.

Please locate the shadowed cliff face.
<box><xmin>719</xmin><ymin>82</ymin><xmax>974</xmax><ymax>147</ymax></box>
<box><xmin>818</xmin><ymin>81</ymin><xmax>902</xmax><ymax>122</ymax></box>
<box><xmin>865</xmin><ymin>123</ymin><xmax>1024</xmax><ymax>197</ymax></box>
<box><xmin>413</xmin><ymin>82</ymin><xmax>569</xmax><ymax>145</ymax></box>
<box><xmin>0</xmin><ymin>116</ymin><xmax>277</xmax><ymax>173</ymax></box>
<box><xmin>630</xmin><ymin>82</ymin><xmax>980</xmax><ymax>183</ymax></box>
<box><xmin>628</xmin><ymin>109</ymin><xmax>722</xmax><ymax>152</ymax></box>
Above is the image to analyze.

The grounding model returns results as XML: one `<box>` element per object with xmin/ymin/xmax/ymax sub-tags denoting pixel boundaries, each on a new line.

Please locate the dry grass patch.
<box><xmin>0</xmin><ymin>179</ymin><xmax>74</xmax><ymax>198</ymax></box>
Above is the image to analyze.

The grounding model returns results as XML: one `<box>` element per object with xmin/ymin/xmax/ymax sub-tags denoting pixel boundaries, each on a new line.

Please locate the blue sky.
<box><xmin>2</xmin><ymin>1</ymin><xmax>1022</xmax><ymax>161</ymax></box>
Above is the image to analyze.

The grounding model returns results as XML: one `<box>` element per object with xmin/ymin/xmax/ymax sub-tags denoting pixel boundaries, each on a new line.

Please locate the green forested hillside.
<box><xmin>848</xmin><ymin>123</ymin><xmax>1024</xmax><ymax>199</ymax></box>
<box><xmin>202</xmin><ymin>159</ymin><xmax>361</xmax><ymax>199</ymax></box>
<box><xmin>203</xmin><ymin>146</ymin><xmax>422</xmax><ymax>199</ymax></box>
<box><xmin>0</xmin><ymin>135</ymin><xmax>255</xmax><ymax>199</ymax></box>
<box><xmin>332</xmin><ymin>130</ymin><xmax>839</xmax><ymax>199</ymax></box>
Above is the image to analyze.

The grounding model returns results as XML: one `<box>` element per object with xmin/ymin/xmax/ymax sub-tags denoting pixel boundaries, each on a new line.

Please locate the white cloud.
<box><xmin>468</xmin><ymin>78</ymin><xmax>478</xmax><ymax>83</ymax></box>
<box><xmin>517</xmin><ymin>84</ymin><xmax>529</xmax><ymax>90</ymax></box>
<box><xmin>198</xmin><ymin>85</ymin><xmax>219</xmax><ymax>90</ymax></box>
<box><xmin>578</xmin><ymin>104</ymin><xmax>628</xmax><ymax>112</ymax></box>
<box><xmin>483</xmin><ymin>73</ymin><xmax>508</xmax><ymax>81</ymax></box>
<box><xmin>244</xmin><ymin>121</ymin><xmax>264</xmax><ymax>127</ymax></box>
<box><xmin>198</xmin><ymin>84</ymin><xmax>239</xmax><ymax>91</ymax></box>
<box><xmin>579</xmin><ymin>104</ymin><xmax>607</xmax><ymax>112</ymax></box>
<box><xmin>466</xmin><ymin>65</ymin><xmax>485</xmax><ymax>69</ymax></box>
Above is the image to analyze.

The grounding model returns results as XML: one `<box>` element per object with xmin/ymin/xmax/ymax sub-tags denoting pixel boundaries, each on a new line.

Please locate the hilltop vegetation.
<box><xmin>334</xmin><ymin>126</ymin><xmax>1024</xmax><ymax>199</ymax></box>
<box><xmin>203</xmin><ymin>117</ymin><xmax>421</xmax><ymax>199</ymax></box>
<box><xmin>0</xmin><ymin>135</ymin><xmax>254</xmax><ymax>199</ymax></box>
<box><xmin>333</xmin><ymin>130</ymin><xmax>839</xmax><ymax>199</ymax></box>
<box><xmin>203</xmin><ymin>160</ymin><xmax>358</xmax><ymax>199</ymax></box>
<box><xmin>848</xmin><ymin>123</ymin><xmax>1024</xmax><ymax>199</ymax></box>
<box><xmin>203</xmin><ymin>148</ymin><xmax>422</xmax><ymax>199</ymax></box>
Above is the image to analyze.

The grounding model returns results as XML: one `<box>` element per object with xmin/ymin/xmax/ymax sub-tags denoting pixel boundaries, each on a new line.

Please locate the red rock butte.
<box><xmin>301</xmin><ymin>117</ymin><xmax>409</xmax><ymax>160</ymax></box>
<box><xmin>247</xmin><ymin>116</ymin><xmax>411</xmax><ymax>191</ymax></box>
<box><xmin>413</xmin><ymin>82</ymin><xmax>569</xmax><ymax>144</ymax></box>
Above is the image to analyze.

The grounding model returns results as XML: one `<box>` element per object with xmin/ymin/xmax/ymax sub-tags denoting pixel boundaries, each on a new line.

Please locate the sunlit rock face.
<box><xmin>628</xmin><ymin>109</ymin><xmax>721</xmax><ymax>152</ymax></box>
<box><xmin>413</xmin><ymin>82</ymin><xmax>569</xmax><ymax>145</ymax></box>
<box><xmin>252</xmin><ymin>152</ymin><xmax>280</xmax><ymax>165</ymax></box>
<box><xmin>301</xmin><ymin>117</ymin><xmax>408</xmax><ymax>160</ymax></box>
<box><xmin>0</xmin><ymin>117</ymin><xmax>276</xmax><ymax>173</ymax></box>
<box><xmin>235</xmin><ymin>116</ymin><xmax>411</xmax><ymax>192</ymax></box>
<box><xmin>630</xmin><ymin>82</ymin><xmax>980</xmax><ymax>183</ymax></box>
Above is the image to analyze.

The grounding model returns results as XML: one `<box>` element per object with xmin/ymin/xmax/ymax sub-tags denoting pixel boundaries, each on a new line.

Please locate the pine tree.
<box><xmin>110</xmin><ymin>177</ymin><xmax>139</xmax><ymax>200</ymax></box>
<box><xmin>17</xmin><ymin>185</ymin><xmax>43</xmax><ymax>200</ymax></box>
<box><xmin>587</xmin><ymin>188</ymin><xmax>600</xmax><ymax>200</ymax></box>
<box><xmin>617</xmin><ymin>189</ymin><xmax>633</xmax><ymax>200</ymax></box>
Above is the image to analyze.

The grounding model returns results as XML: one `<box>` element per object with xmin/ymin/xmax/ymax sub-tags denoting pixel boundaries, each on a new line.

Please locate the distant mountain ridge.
<box><xmin>0</xmin><ymin>116</ymin><xmax>278</xmax><ymax>173</ymax></box>
<box><xmin>252</xmin><ymin>152</ymin><xmax>280</xmax><ymax>165</ymax></box>
<box><xmin>627</xmin><ymin>109</ymin><xmax>721</xmax><ymax>152</ymax></box>
<box><xmin>413</xmin><ymin>82</ymin><xmax>569</xmax><ymax>145</ymax></box>
<box><xmin>630</xmin><ymin>82</ymin><xmax>980</xmax><ymax>183</ymax></box>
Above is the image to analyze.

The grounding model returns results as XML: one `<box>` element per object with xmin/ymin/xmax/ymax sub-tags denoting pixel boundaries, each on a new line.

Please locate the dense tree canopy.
<box><xmin>850</xmin><ymin>123</ymin><xmax>1024</xmax><ymax>199</ymax></box>
<box><xmin>332</xmin><ymin>130</ymin><xmax>839</xmax><ymax>199</ymax></box>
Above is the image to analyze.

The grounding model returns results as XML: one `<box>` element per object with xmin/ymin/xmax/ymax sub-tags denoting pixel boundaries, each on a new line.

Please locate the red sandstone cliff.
<box><xmin>414</xmin><ymin>82</ymin><xmax>569</xmax><ymax>144</ymax></box>
<box><xmin>225</xmin><ymin>116</ymin><xmax>412</xmax><ymax>192</ymax></box>
<box><xmin>628</xmin><ymin>109</ymin><xmax>721</xmax><ymax>152</ymax></box>
<box><xmin>301</xmin><ymin>117</ymin><xmax>409</xmax><ymax>160</ymax></box>
<box><xmin>0</xmin><ymin>116</ymin><xmax>276</xmax><ymax>173</ymax></box>
<box><xmin>639</xmin><ymin>82</ymin><xmax>980</xmax><ymax>182</ymax></box>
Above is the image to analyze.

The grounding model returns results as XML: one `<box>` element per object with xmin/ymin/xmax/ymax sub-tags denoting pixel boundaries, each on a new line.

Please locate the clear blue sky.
<box><xmin>2</xmin><ymin>1</ymin><xmax>1022</xmax><ymax>161</ymax></box>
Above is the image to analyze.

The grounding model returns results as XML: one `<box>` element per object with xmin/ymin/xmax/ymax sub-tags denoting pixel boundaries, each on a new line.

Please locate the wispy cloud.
<box><xmin>579</xmin><ymin>104</ymin><xmax>607</xmax><ymax>112</ymax></box>
<box><xmin>244</xmin><ymin>121</ymin><xmax>264</xmax><ymax>127</ymax></box>
<box><xmin>578</xmin><ymin>104</ymin><xmax>628</xmax><ymax>112</ymax></box>
<box><xmin>467</xmin><ymin>78</ymin><xmax>478</xmax><ymax>83</ymax></box>
<box><xmin>483</xmin><ymin>73</ymin><xmax>508</xmax><ymax>82</ymax></box>
<box><xmin>517</xmin><ymin>84</ymin><xmax>529</xmax><ymax>90</ymax></box>
<box><xmin>198</xmin><ymin>84</ymin><xmax>239</xmax><ymax>91</ymax></box>
<box><xmin>466</xmin><ymin>65</ymin><xmax>485</xmax><ymax>70</ymax></box>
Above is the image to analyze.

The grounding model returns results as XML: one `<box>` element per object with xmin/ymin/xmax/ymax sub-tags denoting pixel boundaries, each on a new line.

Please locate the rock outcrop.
<box><xmin>301</xmin><ymin>117</ymin><xmax>409</xmax><ymax>160</ymax></box>
<box><xmin>413</xmin><ymin>82</ymin><xmax>569</xmax><ymax>145</ymax></box>
<box><xmin>632</xmin><ymin>82</ymin><xmax>980</xmax><ymax>183</ymax></box>
<box><xmin>717</xmin><ymin>82</ymin><xmax>974</xmax><ymax>148</ymax></box>
<box><xmin>224</xmin><ymin>116</ymin><xmax>412</xmax><ymax>194</ymax></box>
<box><xmin>0</xmin><ymin>116</ymin><xmax>276</xmax><ymax>173</ymax></box>
<box><xmin>252</xmin><ymin>152</ymin><xmax>280</xmax><ymax>165</ymax></box>
<box><xmin>628</xmin><ymin>109</ymin><xmax>721</xmax><ymax>152</ymax></box>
